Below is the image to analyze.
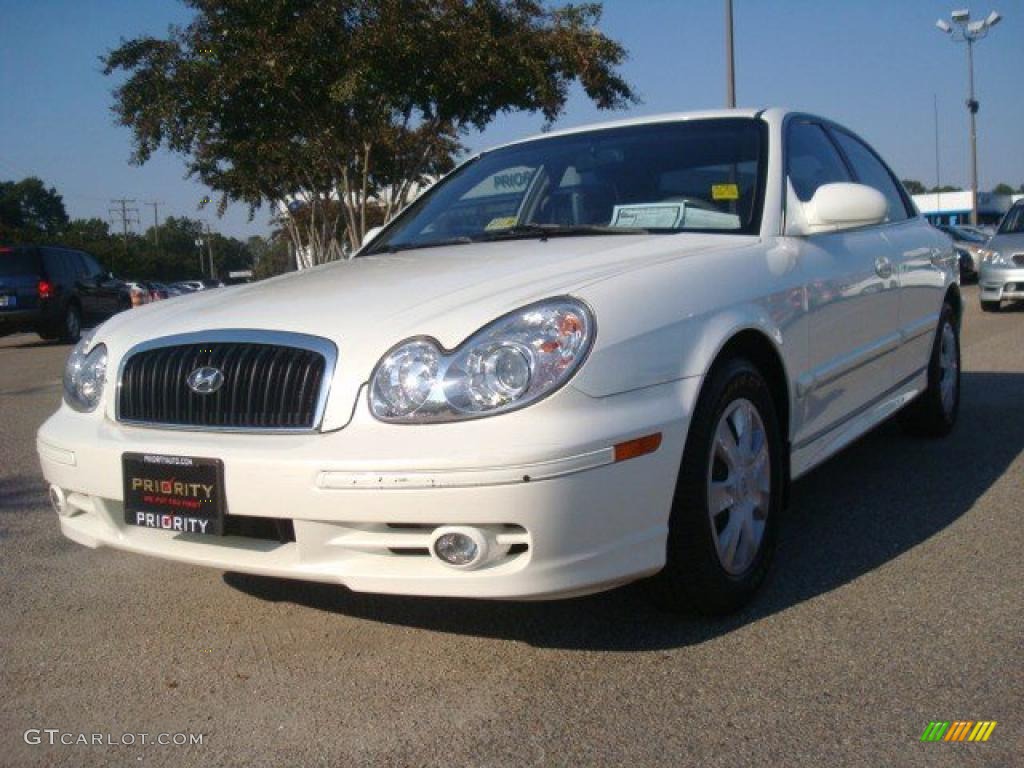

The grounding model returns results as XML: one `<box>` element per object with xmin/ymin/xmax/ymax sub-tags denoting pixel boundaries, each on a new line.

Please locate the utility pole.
<box><xmin>108</xmin><ymin>198</ymin><xmax>140</xmax><ymax>256</ymax></box>
<box><xmin>933</xmin><ymin>94</ymin><xmax>942</xmax><ymax>221</ymax></box>
<box><xmin>935</xmin><ymin>8</ymin><xmax>1002</xmax><ymax>226</ymax></box>
<box><xmin>204</xmin><ymin>221</ymin><xmax>216</xmax><ymax>279</ymax></box>
<box><xmin>143</xmin><ymin>201</ymin><xmax>163</xmax><ymax>251</ymax></box>
<box><xmin>195</xmin><ymin>237</ymin><xmax>205</xmax><ymax>276</ymax></box>
<box><xmin>725</xmin><ymin>0</ymin><xmax>736</xmax><ymax>108</ymax></box>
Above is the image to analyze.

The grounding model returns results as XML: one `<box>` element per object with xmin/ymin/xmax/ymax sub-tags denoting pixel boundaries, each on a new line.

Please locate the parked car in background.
<box><xmin>978</xmin><ymin>200</ymin><xmax>1024</xmax><ymax>311</ymax></box>
<box><xmin>163</xmin><ymin>283</ymin><xmax>189</xmax><ymax>297</ymax></box>
<box><xmin>122</xmin><ymin>281</ymin><xmax>153</xmax><ymax>308</ymax></box>
<box><xmin>936</xmin><ymin>223</ymin><xmax>988</xmax><ymax>279</ymax></box>
<box><xmin>146</xmin><ymin>282</ymin><xmax>170</xmax><ymax>301</ymax></box>
<box><xmin>0</xmin><ymin>244</ymin><xmax>132</xmax><ymax>342</ymax></box>
<box><xmin>37</xmin><ymin>109</ymin><xmax>960</xmax><ymax>614</ymax></box>
<box><xmin>201</xmin><ymin>279</ymin><xmax>226</xmax><ymax>290</ymax></box>
<box><xmin>172</xmin><ymin>280</ymin><xmax>206</xmax><ymax>293</ymax></box>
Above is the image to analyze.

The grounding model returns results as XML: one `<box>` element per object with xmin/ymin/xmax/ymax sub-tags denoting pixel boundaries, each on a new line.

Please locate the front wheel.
<box><xmin>899</xmin><ymin>303</ymin><xmax>960</xmax><ymax>437</ymax></box>
<box><xmin>980</xmin><ymin>300</ymin><xmax>1001</xmax><ymax>313</ymax></box>
<box><xmin>651</xmin><ymin>357</ymin><xmax>784</xmax><ymax>615</ymax></box>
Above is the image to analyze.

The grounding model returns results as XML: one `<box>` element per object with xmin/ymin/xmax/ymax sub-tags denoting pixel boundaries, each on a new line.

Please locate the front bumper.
<box><xmin>37</xmin><ymin>379</ymin><xmax>698</xmax><ymax>599</ymax></box>
<box><xmin>979</xmin><ymin>263</ymin><xmax>1024</xmax><ymax>302</ymax></box>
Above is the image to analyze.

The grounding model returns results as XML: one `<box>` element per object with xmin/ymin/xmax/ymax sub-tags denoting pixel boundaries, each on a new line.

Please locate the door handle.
<box><xmin>874</xmin><ymin>256</ymin><xmax>893</xmax><ymax>279</ymax></box>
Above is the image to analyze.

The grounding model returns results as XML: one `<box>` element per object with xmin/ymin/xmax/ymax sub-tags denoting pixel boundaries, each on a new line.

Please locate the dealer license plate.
<box><xmin>122</xmin><ymin>453</ymin><xmax>225</xmax><ymax>535</ymax></box>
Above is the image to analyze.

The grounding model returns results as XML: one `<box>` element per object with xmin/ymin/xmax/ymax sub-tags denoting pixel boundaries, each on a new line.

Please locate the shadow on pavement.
<box><xmin>226</xmin><ymin>370</ymin><xmax>1022</xmax><ymax>650</ymax></box>
<box><xmin>0</xmin><ymin>475</ymin><xmax>48</xmax><ymax>515</ymax></box>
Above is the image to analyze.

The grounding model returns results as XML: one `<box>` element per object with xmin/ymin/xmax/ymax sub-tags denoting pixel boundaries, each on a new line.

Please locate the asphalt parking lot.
<box><xmin>0</xmin><ymin>285</ymin><xmax>1020</xmax><ymax>768</ymax></box>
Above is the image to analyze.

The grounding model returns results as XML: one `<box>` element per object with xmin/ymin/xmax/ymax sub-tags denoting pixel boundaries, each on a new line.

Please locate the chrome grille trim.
<box><xmin>115</xmin><ymin>329</ymin><xmax>338</xmax><ymax>433</ymax></box>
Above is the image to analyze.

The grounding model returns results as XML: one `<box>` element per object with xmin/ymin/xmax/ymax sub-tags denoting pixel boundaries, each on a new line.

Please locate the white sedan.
<box><xmin>38</xmin><ymin>108</ymin><xmax>960</xmax><ymax>614</ymax></box>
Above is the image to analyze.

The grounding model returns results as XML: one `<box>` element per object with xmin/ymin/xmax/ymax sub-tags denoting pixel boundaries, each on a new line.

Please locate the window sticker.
<box><xmin>485</xmin><ymin>216</ymin><xmax>519</xmax><ymax>230</ymax></box>
<box><xmin>609</xmin><ymin>203</ymin><xmax>685</xmax><ymax>229</ymax></box>
<box><xmin>463</xmin><ymin>167</ymin><xmax>536</xmax><ymax>199</ymax></box>
<box><xmin>712</xmin><ymin>183</ymin><xmax>740</xmax><ymax>201</ymax></box>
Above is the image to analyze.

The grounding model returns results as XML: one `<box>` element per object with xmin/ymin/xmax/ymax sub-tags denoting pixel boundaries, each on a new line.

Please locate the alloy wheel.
<box><xmin>707</xmin><ymin>398</ymin><xmax>770</xmax><ymax>576</ymax></box>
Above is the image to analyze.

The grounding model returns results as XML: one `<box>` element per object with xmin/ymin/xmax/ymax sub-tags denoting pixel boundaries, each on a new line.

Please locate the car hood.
<box><xmin>98</xmin><ymin>234</ymin><xmax>751</xmax><ymax>429</ymax></box>
<box><xmin>988</xmin><ymin>232</ymin><xmax>1024</xmax><ymax>255</ymax></box>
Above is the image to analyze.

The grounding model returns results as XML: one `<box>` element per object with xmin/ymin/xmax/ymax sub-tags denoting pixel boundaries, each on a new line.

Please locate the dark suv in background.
<box><xmin>0</xmin><ymin>245</ymin><xmax>132</xmax><ymax>342</ymax></box>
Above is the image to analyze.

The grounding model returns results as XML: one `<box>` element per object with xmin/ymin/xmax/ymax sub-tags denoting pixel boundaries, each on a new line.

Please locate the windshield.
<box><xmin>998</xmin><ymin>205</ymin><xmax>1024</xmax><ymax>235</ymax></box>
<box><xmin>367</xmin><ymin>118</ymin><xmax>766</xmax><ymax>254</ymax></box>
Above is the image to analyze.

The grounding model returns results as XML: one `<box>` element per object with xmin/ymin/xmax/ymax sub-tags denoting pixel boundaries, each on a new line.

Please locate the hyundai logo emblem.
<box><xmin>186</xmin><ymin>366</ymin><xmax>225</xmax><ymax>395</ymax></box>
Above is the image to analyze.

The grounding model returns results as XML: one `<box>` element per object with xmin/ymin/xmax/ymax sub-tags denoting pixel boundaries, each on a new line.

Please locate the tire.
<box><xmin>651</xmin><ymin>357</ymin><xmax>784</xmax><ymax>615</ymax></box>
<box><xmin>980</xmin><ymin>300</ymin><xmax>1000</xmax><ymax>313</ymax></box>
<box><xmin>899</xmin><ymin>303</ymin><xmax>960</xmax><ymax>437</ymax></box>
<box><xmin>59</xmin><ymin>303</ymin><xmax>82</xmax><ymax>344</ymax></box>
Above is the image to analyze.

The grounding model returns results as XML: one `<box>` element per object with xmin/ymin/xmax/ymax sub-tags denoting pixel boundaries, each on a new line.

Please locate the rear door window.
<box><xmin>42</xmin><ymin>249</ymin><xmax>74</xmax><ymax>285</ymax></box>
<box><xmin>0</xmin><ymin>247</ymin><xmax>41</xmax><ymax>277</ymax></box>
<box><xmin>80</xmin><ymin>253</ymin><xmax>105</xmax><ymax>278</ymax></box>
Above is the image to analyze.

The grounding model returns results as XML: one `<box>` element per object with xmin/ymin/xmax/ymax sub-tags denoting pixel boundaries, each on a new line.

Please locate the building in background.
<box><xmin>912</xmin><ymin>191</ymin><xmax>1024</xmax><ymax>227</ymax></box>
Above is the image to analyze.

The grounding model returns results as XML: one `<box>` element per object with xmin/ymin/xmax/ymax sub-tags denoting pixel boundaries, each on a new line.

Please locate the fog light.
<box><xmin>49</xmin><ymin>485</ymin><xmax>67</xmax><ymax>516</ymax></box>
<box><xmin>430</xmin><ymin>526</ymin><xmax>488</xmax><ymax>569</ymax></box>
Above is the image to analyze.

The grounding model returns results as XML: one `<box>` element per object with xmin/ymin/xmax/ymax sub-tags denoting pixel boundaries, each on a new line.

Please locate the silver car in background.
<box><xmin>936</xmin><ymin>223</ymin><xmax>988</xmax><ymax>279</ymax></box>
<box><xmin>979</xmin><ymin>201</ymin><xmax>1024</xmax><ymax>312</ymax></box>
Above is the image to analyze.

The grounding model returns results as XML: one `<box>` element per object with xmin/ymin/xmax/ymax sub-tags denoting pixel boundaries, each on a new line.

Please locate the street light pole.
<box><xmin>725</xmin><ymin>0</ymin><xmax>736</xmax><ymax>108</ymax></box>
<box><xmin>935</xmin><ymin>8</ymin><xmax>1002</xmax><ymax>226</ymax></box>
<box><xmin>965</xmin><ymin>37</ymin><xmax>978</xmax><ymax>226</ymax></box>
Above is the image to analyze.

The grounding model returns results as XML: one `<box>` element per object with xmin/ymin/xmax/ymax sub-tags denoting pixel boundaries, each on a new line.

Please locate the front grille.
<box><xmin>118</xmin><ymin>340</ymin><xmax>329</xmax><ymax>430</ymax></box>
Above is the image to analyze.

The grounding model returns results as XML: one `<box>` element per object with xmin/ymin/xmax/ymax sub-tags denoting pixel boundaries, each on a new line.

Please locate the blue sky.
<box><xmin>1</xmin><ymin>0</ymin><xmax>1022</xmax><ymax>238</ymax></box>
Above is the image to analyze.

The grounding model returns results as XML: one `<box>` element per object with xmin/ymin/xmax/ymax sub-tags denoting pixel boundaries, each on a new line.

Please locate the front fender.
<box><xmin>573</xmin><ymin>298</ymin><xmax>798</xmax><ymax>398</ymax></box>
<box><xmin>569</xmin><ymin>242</ymin><xmax>806</xmax><ymax>419</ymax></box>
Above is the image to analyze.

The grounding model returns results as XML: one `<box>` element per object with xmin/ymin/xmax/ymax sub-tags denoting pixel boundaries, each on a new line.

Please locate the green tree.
<box><xmin>901</xmin><ymin>179</ymin><xmax>926</xmax><ymax>195</ymax></box>
<box><xmin>928</xmin><ymin>185</ymin><xmax>962</xmax><ymax>194</ymax></box>
<box><xmin>252</xmin><ymin>235</ymin><xmax>294</xmax><ymax>280</ymax></box>
<box><xmin>0</xmin><ymin>177</ymin><xmax>69</xmax><ymax>241</ymax></box>
<box><xmin>62</xmin><ymin>218</ymin><xmax>121</xmax><ymax>268</ymax></box>
<box><xmin>992</xmin><ymin>182</ymin><xmax>1015</xmax><ymax>195</ymax></box>
<box><xmin>104</xmin><ymin>0</ymin><xmax>635</xmax><ymax>263</ymax></box>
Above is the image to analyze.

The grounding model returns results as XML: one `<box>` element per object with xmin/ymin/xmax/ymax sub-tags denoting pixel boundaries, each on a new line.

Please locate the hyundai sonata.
<box><xmin>38</xmin><ymin>109</ymin><xmax>960</xmax><ymax>613</ymax></box>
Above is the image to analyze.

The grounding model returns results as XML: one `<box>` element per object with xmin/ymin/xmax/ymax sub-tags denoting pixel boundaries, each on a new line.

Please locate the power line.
<box><xmin>108</xmin><ymin>198</ymin><xmax>140</xmax><ymax>254</ymax></box>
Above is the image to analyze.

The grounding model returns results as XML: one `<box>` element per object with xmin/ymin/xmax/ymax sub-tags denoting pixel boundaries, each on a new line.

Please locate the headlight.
<box><xmin>370</xmin><ymin>297</ymin><xmax>595</xmax><ymax>423</ymax></box>
<box><xmin>63</xmin><ymin>331</ymin><xmax>108</xmax><ymax>412</ymax></box>
<box><xmin>979</xmin><ymin>248</ymin><xmax>1007</xmax><ymax>265</ymax></box>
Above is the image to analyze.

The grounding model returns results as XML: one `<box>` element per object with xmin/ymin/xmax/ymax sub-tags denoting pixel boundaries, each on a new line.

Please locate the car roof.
<box><xmin>485</xmin><ymin>107</ymin><xmax>797</xmax><ymax>154</ymax></box>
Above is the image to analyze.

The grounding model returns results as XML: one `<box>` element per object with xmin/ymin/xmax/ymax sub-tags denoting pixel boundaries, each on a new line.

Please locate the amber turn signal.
<box><xmin>613</xmin><ymin>433</ymin><xmax>663</xmax><ymax>462</ymax></box>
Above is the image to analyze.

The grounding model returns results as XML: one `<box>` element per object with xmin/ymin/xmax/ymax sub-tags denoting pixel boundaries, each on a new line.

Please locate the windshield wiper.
<box><xmin>382</xmin><ymin>236</ymin><xmax>473</xmax><ymax>254</ymax></box>
<box><xmin>476</xmin><ymin>223</ymin><xmax>649</xmax><ymax>242</ymax></box>
<box><xmin>375</xmin><ymin>224</ymin><xmax>649</xmax><ymax>254</ymax></box>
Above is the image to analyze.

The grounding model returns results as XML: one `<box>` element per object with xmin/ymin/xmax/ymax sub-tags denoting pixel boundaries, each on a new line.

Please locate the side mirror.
<box><xmin>362</xmin><ymin>226</ymin><xmax>383</xmax><ymax>248</ymax></box>
<box><xmin>795</xmin><ymin>183</ymin><xmax>887</xmax><ymax>235</ymax></box>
